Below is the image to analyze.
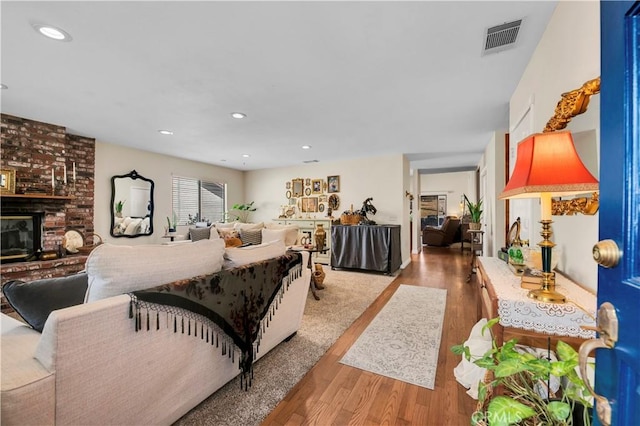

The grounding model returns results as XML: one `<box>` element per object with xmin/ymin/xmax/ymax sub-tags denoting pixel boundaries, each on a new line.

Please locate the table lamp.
<box><xmin>499</xmin><ymin>131</ymin><xmax>598</xmax><ymax>303</ymax></box>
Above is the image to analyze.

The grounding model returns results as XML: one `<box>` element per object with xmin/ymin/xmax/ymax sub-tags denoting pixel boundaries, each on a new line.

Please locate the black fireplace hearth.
<box><xmin>0</xmin><ymin>213</ymin><xmax>44</xmax><ymax>263</ymax></box>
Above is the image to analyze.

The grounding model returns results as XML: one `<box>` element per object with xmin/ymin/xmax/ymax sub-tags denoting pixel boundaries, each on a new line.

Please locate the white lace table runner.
<box><xmin>478</xmin><ymin>257</ymin><xmax>597</xmax><ymax>339</ymax></box>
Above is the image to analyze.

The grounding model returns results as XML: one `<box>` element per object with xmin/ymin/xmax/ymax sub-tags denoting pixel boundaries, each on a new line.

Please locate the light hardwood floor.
<box><xmin>263</xmin><ymin>246</ymin><xmax>479</xmax><ymax>426</ymax></box>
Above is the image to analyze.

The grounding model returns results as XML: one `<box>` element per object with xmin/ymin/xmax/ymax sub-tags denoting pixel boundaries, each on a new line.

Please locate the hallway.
<box><xmin>263</xmin><ymin>246</ymin><xmax>479</xmax><ymax>425</ymax></box>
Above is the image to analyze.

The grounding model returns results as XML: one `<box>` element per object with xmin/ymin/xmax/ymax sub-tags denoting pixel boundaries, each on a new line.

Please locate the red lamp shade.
<box><xmin>499</xmin><ymin>131</ymin><xmax>599</xmax><ymax>199</ymax></box>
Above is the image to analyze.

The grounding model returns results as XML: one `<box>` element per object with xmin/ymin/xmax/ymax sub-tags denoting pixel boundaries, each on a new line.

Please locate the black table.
<box><xmin>331</xmin><ymin>224</ymin><xmax>401</xmax><ymax>274</ymax></box>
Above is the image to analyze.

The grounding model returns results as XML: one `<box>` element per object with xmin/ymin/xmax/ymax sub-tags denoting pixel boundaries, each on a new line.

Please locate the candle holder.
<box><xmin>54</xmin><ymin>178</ymin><xmax>68</xmax><ymax>196</ymax></box>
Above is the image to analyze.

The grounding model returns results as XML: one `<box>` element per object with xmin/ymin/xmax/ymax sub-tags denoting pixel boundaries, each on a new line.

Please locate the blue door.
<box><xmin>594</xmin><ymin>1</ymin><xmax>640</xmax><ymax>424</ymax></box>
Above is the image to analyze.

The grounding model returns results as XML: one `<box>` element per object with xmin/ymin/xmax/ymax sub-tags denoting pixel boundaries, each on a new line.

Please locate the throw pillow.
<box><xmin>2</xmin><ymin>273</ymin><xmax>89</xmax><ymax>332</ymax></box>
<box><xmin>240</xmin><ymin>228</ymin><xmax>262</xmax><ymax>245</ymax></box>
<box><xmin>263</xmin><ymin>223</ymin><xmax>300</xmax><ymax>246</ymax></box>
<box><xmin>84</xmin><ymin>239</ymin><xmax>225</xmax><ymax>302</ymax></box>
<box><xmin>189</xmin><ymin>227</ymin><xmax>210</xmax><ymax>242</ymax></box>
<box><xmin>261</xmin><ymin>228</ymin><xmax>289</xmax><ymax>245</ymax></box>
<box><xmin>224</xmin><ymin>236</ymin><xmax>243</xmax><ymax>248</ymax></box>
<box><xmin>224</xmin><ymin>239</ymin><xmax>287</xmax><ymax>267</ymax></box>
<box><xmin>217</xmin><ymin>228</ymin><xmax>240</xmax><ymax>240</ymax></box>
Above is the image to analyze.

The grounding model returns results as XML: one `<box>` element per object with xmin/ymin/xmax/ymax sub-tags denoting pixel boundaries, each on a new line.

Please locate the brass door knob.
<box><xmin>592</xmin><ymin>239</ymin><xmax>621</xmax><ymax>268</ymax></box>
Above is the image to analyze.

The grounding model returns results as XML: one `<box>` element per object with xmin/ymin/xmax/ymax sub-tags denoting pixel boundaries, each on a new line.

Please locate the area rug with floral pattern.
<box><xmin>340</xmin><ymin>284</ymin><xmax>447</xmax><ymax>389</ymax></box>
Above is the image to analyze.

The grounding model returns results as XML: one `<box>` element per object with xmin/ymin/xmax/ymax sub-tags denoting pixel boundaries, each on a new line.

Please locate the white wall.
<box><xmin>95</xmin><ymin>142</ymin><xmax>244</xmax><ymax>245</ymax></box>
<box><xmin>509</xmin><ymin>1</ymin><xmax>600</xmax><ymax>291</ymax></box>
<box><xmin>245</xmin><ymin>154</ymin><xmax>411</xmax><ymax>267</ymax></box>
<box><xmin>479</xmin><ymin>130</ymin><xmax>507</xmax><ymax>257</ymax></box>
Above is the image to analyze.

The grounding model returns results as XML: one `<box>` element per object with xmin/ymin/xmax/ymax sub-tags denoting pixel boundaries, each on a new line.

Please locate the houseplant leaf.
<box><xmin>486</xmin><ymin>396</ymin><xmax>536</xmax><ymax>426</ymax></box>
<box><xmin>547</xmin><ymin>400</ymin><xmax>571</xmax><ymax>421</ymax></box>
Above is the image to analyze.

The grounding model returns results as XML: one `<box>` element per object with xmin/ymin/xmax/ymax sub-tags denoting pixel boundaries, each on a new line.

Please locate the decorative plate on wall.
<box><xmin>286</xmin><ymin>190</ymin><xmax>292</xmax><ymax>199</ymax></box>
<box><xmin>64</xmin><ymin>230</ymin><xmax>84</xmax><ymax>254</ymax></box>
<box><xmin>305</xmin><ymin>187</ymin><xmax>311</xmax><ymax>196</ymax></box>
<box><xmin>318</xmin><ymin>203</ymin><xmax>325</xmax><ymax>212</ymax></box>
<box><xmin>328</xmin><ymin>194</ymin><xmax>340</xmax><ymax>210</ymax></box>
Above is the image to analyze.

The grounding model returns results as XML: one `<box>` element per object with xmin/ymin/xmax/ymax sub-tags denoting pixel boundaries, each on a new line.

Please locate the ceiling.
<box><xmin>1</xmin><ymin>1</ymin><xmax>557</xmax><ymax>172</ymax></box>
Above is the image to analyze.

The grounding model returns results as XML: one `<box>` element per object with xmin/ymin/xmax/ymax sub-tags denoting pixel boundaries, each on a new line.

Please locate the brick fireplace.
<box><xmin>1</xmin><ymin>114</ymin><xmax>96</xmax><ymax>312</ymax></box>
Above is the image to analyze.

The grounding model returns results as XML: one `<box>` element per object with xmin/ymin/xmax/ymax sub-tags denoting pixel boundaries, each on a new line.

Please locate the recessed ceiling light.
<box><xmin>231</xmin><ymin>112</ymin><xmax>246</xmax><ymax>119</ymax></box>
<box><xmin>0</xmin><ymin>84</ymin><xmax>7</xmax><ymax>90</ymax></box>
<box><xmin>302</xmin><ymin>145</ymin><xmax>312</xmax><ymax>150</ymax></box>
<box><xmin>32</xmin><ymin>24</ymin><xmax>72</xmax><ymax>41</ymax></box>
<box><xmin>242</xmin><ymin>154</ymin><xmax>250</xmax><ymax>158</ymax></box>
<box><xmin>158</xmin><ymin>130</ymin><xmax>173</xmax><ymax>135</ymax></box>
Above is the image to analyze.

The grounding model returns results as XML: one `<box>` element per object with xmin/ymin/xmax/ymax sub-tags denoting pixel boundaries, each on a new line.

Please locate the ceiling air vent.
<box><xmin>303</xmin><ymin>159</ymin><xmax>319</xmax><ymax>163</ymax></box>
<box><xmin>482</xmin><ymin>19</ymin><xmax>522</xmax><ymax>55</ymax></box>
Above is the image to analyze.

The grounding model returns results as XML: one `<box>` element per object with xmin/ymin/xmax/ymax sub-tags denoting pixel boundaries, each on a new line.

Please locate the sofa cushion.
<box><xmin>2</xmin><ymin>273</ymin><xmax>88</xmax><ymax>332</ymax></box>
<box><xmin>261</xmin><ymin>228</ymin><xmax>289</xmax><ymax>245</ymax></box>
<box><xmin>84</xmin><ymin>239</ymin><xmax>225</xmax><ymax>302</ymax></box>
<box><xmin>264</xmin><ymin>223</ymin><xmax>299</xmax><ymax>246</ymax></box>
<box><xmin>234</xmin><ymin>222</ymin><xmax>264</xmax><ymax>231</ymax></box>
<box><xmin>213</xmin><ymin>221</ymin><xmax>237</xmax><ymax>229</ymax></box>
<box><xmin>240</xmin><ymin>228</ymin><xmax>262</xmax><ymax>245</ymax></box>
<box><xmin>224</xmin><ymin>239</ymin><xmax>287</xmax><ymax>267</ymax></box>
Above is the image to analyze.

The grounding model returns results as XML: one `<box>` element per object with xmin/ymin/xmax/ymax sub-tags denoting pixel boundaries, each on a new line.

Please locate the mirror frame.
<box><xmin>110</xmin><ymin>169</ymin><xmax>155</xmax><ymax>238</ymax></box>
<box><xmin>291</xmin><ymin>178</ymin><xmax>304</xmax><ymax>198</ymax></box>
<box><xmin>544</xmin><ymin>77</ymin><xmax>600</xmax><ymax>132</ymax></box>
<box><xmin>545</xmin><ymin>77</ymin><xmax>600</xmax><ymax>215</ymax></box>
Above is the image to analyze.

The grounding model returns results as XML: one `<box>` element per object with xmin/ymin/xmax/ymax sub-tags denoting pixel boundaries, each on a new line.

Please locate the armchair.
<box><xmin>422</xmin><ymin>217</ymin><xmax>461</xmax><ymax>247</ymax></box>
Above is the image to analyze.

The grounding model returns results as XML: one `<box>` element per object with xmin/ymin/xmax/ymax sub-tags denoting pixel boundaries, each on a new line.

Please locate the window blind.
<box><xmin>172</xmin><ymin>176</ymin><xmax>226</xmax><ymax>225</ymax></box>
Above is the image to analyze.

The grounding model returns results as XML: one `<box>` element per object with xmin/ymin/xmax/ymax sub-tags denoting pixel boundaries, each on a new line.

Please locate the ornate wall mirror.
<box><xmin>110</xmin><ymin>170</ymin><xmax>154</xmax><ymax>237</ymax></box>
<box><xmin>291</xmin><ymin>178</ymin><xmax>304</xmax><ymax>198</ymax></box>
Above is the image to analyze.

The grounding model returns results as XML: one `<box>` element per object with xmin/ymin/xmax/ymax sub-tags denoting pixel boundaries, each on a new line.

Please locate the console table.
<box><xmin>476</xmin><ymin>256</ymin><xmax>597</xmax><ymax>350</ymax></box>
<box><xmin>331</xmin><ymin>224</ymin><xmax>401</xmax><ymax>274</ymax></box>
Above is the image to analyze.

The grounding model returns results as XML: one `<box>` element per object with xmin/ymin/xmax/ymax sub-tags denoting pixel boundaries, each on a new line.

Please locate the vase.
<box><xmin>315</xmin><ymin>224</ymin><xmax>326</xmax><ymax>250</ymax></box>
<box><xmin>313</xmin><ymin>264</ymin><xmax>326</xmax><ymax>287</ymax></box>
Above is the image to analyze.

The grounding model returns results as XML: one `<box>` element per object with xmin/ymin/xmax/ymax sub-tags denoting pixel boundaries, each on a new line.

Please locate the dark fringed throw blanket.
<box><xmin>128</xmin><ymin>252</ymin><xmax>303</xmax><ymax>389</ymax></box>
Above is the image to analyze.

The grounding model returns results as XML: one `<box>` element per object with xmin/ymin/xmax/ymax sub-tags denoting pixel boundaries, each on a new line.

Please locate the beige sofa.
<box><xmin>1</xmin><ymin>243</ymin><xmax>311</xmax><ymax>425</ymax></box>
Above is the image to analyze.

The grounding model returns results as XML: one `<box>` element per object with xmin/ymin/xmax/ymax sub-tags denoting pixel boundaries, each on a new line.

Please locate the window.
<box><xmin>171</xmin><ymin>176</ymin><xmax>226</xmax><ymax>225</ymax></box>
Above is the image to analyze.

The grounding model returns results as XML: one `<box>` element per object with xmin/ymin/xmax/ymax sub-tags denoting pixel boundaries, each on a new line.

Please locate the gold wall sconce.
<box><xmin>544</xmin><ymin>76</ymin><xmax>601</xmax><ymax>218</ymax></box>
<box><xmin>552</xmin><ymin>192</ymin><xmax>599</xmax><ymax>216</ymax></box>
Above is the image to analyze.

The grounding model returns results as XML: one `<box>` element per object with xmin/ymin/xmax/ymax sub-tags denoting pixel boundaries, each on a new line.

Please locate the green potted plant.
<box><xmin>229</xmin><ymin>201</ymin><xmax>257</xmax><ymax>223</ymax></box>
<box><xmin>464</xmin><ymin>194</ymin><xmax>483</xmax><ymax>230</ymax></box>
<box><xmin>115</xmin><ymin>199</ymin><xmax>125</xmax><ymax>218</ymax></box>
<box><xmin>452</xmin><ymin>318</ymin><xmax>593</xmax><ymax>426</ymax></box>
<box><xmin>166</xmin><ymin>212</ymin><xmax>178</xmax><ymax>233</ymax></box>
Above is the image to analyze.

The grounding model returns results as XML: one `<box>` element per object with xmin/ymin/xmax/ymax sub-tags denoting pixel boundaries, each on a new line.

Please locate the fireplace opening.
<box><xmin>1</xmin><ymin>213</ymin><xmax>43</xmax><ymax>263</ymax></box>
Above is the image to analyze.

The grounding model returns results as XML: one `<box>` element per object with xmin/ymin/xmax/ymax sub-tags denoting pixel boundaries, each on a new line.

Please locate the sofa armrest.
<box><xmin>34</xmin><ymin>294</ymin><xmax>132</xmax><ymax>372</ymax></box>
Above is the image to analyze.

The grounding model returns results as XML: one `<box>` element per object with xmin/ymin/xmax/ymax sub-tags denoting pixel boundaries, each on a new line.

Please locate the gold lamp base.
<box><xmin>526</xmin><ymin>269</ymin><xmax>566</xmax><ymax>303</ymax></box>
<box><xmin>528</xmin><ymin>288</ymin><xmax>567</xmax><ymax>303</ymax></box>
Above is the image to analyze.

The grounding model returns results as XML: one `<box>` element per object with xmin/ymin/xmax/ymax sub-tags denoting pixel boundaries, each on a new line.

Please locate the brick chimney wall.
<box><xmin>1</xmin><ymin>114</ymin><xmax>96</xmax><ymax>311</ymax></box>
